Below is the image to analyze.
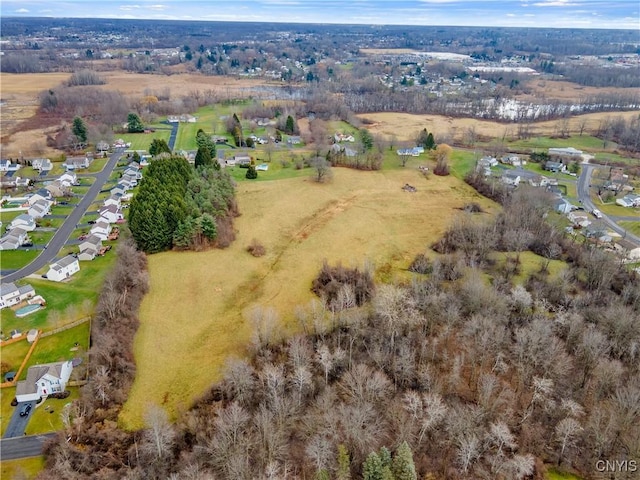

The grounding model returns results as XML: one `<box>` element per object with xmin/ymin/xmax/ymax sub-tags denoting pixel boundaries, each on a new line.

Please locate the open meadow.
<box><xmin>120</xmin><ymin>166</ymin><xmax>497</xmax><ymax>428</ymax></box>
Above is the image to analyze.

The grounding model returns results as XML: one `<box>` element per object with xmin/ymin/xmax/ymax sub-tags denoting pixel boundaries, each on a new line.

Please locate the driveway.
<box><xmin>3</xmin><ymin>400</ymin><xmax>36</xmax><ymax>439</ymax></box>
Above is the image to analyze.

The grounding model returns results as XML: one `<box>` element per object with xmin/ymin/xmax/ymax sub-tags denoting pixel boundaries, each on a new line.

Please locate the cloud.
<box><xmin>119</xmin><ymin>4</ymin><xmax>141</xmax><ymax>11</ymax></box>
<box><xmin>149</xmin><ymin>4</ymin><xmax>167</xmax><ymax>10</ymax></box>
<box><xmin>532</xmin><ymin>1</ymin><xmax>580</xmax><ymax>6</ymax></box>
<box><xmin>15</xmin><ymin>8</ymin><xmax>29</xmax><ymax>13</ymax></box>
<box><xmin>506</xmin><ymin>13</ymin><xmax>516</xmax><ymax>17</ymax></box>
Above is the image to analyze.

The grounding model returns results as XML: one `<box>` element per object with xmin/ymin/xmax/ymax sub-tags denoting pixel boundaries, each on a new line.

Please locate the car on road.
<box><xmin>19</xmin><ymin>404</ymin><xmax>32</xmax><ymax>417</ymax></box>
<box><xmin>592</xmin><ymin>209</ymin><xmax>603</xmax><ymax>219</ymax></box>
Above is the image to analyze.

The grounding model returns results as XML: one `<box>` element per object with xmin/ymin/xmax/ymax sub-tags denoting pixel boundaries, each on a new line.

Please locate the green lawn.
<box><xmin>546</xmin><ymin>468</ymin><xmax>583</xmax><ymax>480</ymax></box>
<box><xmin>449</xmin><ymin>149</ymin><xmax>477</xmax><ymax>179</ymax></box>
<box><xmin>87</xmin><ymin>158</ymin><xmax>108</xmax><ymax>173</ymax></box>
<box><xmin>25</xmin><ymin>387</ymin><xmax>82</xmax><ymax>436</ymax></box>
<box><xmin>28</xmin><ymin>230</ymin><xmax>55</xmax><ymax>246</ymax></box>
<box><xmin>175</xmin><ymin>122</ymin><xmax>200</xmax><ymax>151</ymax></box>
<box><xmin>0</xmin><ymin>339</ymin><xmax>31</xmax><ymax>372</ymax></box>
<box><xmin>1</xmin><ymin>210</ymin><xmax>25</xmax><ymax>227</ymax></box>
<box><xmin>506</xmin><ymin>135</ymin><xmax>613</xmax><ymax>152</ymax></box>
<box><xmin>619</xmin><ymin>221</ymin><xmax>640</xmax><ymax>236</ymax></box>
<box><xmin>0</xmin><ymin>456</ymin><xmax>45</xmax><ymax>479</ymax></box>
<box><xmin>2</xmin><ymin>253</ymin><xmax>116</xmax><ymax>334</ymax></box>
<box><xmin>0</xmin><ymin>250</ymin><xmax>40</xmax><ymax>270</ymax></box>
<box><xmin>49</xmin><ymin>205</ymin><xmax>74</xmax><ymax>216</ymax></box>
<box><xmin>119</xmin><ymin>130</ymin><xmax>170</xmax><ymax>152</ymax></box>
<box><xmin>36</xmin><ymin>217</ymin><xmax>64</xmax><ymax>229</ymax></box>
<box><xmin>19</xmin><ymin>322</ymin><xmax>90</xmax><ymax>381</ymax></box>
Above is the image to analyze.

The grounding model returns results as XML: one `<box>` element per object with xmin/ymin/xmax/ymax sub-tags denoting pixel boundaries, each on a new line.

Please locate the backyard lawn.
<box><xmin>0</xmin><ymin>250</ymin><xmax>40</xmax><ymax>270</ymax></box>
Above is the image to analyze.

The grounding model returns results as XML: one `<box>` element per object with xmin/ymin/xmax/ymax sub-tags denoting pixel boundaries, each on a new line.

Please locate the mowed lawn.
<box><xmin>121</xmin><ymin>167</ymin><xmax>497</xmax><ymax>428</ymax></box>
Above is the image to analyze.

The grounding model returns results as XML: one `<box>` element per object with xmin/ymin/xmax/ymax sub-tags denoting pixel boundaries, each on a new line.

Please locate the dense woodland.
<box><xmin>128</xmin><ymin>155</ymin><xmax>237</xmax><ymax>253</ymax></box>
<box><xmin>38</xmin><ymin>178</ymin><xmax>640</xmax><ymax>479</ymax></box>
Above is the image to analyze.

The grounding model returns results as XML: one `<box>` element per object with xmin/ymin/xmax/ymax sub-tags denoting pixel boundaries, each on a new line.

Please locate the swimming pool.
<box><xmin>15</xmin><ymin>304</ymin><xmax>42</xmax><ymax>317</ymax></box>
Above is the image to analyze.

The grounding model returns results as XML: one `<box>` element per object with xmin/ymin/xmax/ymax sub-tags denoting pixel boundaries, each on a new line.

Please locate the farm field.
<box><xmin>120</xmin><ymin>166</ymin><xmax>498</xmax><ymax>428</ymax></box>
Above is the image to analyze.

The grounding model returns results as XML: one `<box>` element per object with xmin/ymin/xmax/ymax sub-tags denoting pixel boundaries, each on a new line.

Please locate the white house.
<box><xmin>78</xmin><ymin>234</ymin><xmax>103</xmax><ymax>261</ymax></box>
<box><xmin>46</xmin><ymin>255</ymin><xmax>80</xmax><ymax>282</ymax></box>
<box><xmin>62</xmin><ymin>157</ymin><xmax>90</xmax><ymax>170</ymax></box>
<box><xmin>8</xmin><ymin>214</ymin><xmax>36</xmax><ymax>232</ymax></box>
<box><xmin>58</xmin><ymin>172</ymin><xmax>78</xmax><ymax>187</ymax></box>
<box><xmin>616</xmin><ymin>194</ymin><xmax>640</xmax><ymax>208</ymax></box>
<box><xmin>90</xmin><ymin>220</ymin><xmax>112</xmax><ymax>240</ymax></box>
<box><xmin>15</xmin><ymin>361</ymin><xmax>73</xmax><ymax>402</ymax></box>
<box><xmin>103</xmin><ymin>195</ymin><xmax>121</xmax><ymax>208</ymax></box>
<box><xmin>555</xmin><ymin>198</ymin><xmax>574</xmax><ymax>214</ymax></box>
<box><xmin>0</xmin><ymin>227</ymin><xmax>29</xmax><ymax>250</ymax></box>
<box><xmin>0</xmin><ymin>159</ymin><xmax>21</xmax><ymax>172</ymax></box>
<box><xmin>27</xmin><ymin>189</ymin><xmax>53</xmax><ymax>206</ymax></box>
<box><xmin>0</xmin><ymin>282</ymin><xmax>35</xmax><ymax>309</ymax></box>
<box><xmin>31</xmin><ymin>158</ymin><xmax>52</xmax><ymax>172</ymax></box>
<box><xmin>28</xmin><ymin>199</ymin><xmax>52</xmax><ymax>219</ymax></box>
<box><xmin>98</xmin><ymin>204</ymin><xmax>123</xmax><ymax>224</ymax></box>
<box><xmin>501</xmin><ymin>172</ymin><xmax>521</xmax><ymax>186</ymax></box>
<box><xmin>479</xmin><ymin>156</ymin><xmax>498</xmax><ymax>168</ymax></box>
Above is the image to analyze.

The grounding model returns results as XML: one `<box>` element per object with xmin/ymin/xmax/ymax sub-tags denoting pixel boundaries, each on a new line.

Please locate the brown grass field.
<box><xmin>119</xmin><ymin>167</ymin><xmax>497</xmax><ymax>428</ymax></box>
<box><xmin>359</xmin><ymin>110</ymin><xmax>640</xmax><ymax>143</ymax></box>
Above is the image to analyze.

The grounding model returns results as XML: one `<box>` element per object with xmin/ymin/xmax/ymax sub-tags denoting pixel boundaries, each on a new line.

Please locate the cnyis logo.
<box><xmin>595</xmin><ymin>459</ymin><xmax>638</xmax><ymax>473</ymax></box>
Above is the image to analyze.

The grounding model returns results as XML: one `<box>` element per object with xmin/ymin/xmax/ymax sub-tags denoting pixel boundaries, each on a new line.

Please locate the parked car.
<box><xmin>19</xmin><ymin>404</ymin><xmax>32</xmax><ymax>417</ymax></box>
<box><xmin>592</xmin><ymin>209</ymin><xmax>603</xmax><ymax>219</ymax></box>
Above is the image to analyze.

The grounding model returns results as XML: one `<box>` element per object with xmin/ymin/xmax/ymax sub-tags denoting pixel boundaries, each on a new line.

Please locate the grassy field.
<box><xmin>118</xmin><ymin>130</ymin><xmax>171</xmax><ymax>152</ymax></box>
<box><xmin>24</xmin><ymin>386</ymin><xmax>81</xmax><ymax>435</ymax></box>
<box><xmin>120</xmin><ymin>166</ymin><xmax>499</xmax><ymax>428</ymax></box>
<box><xmin>0</xmin><ymin>456</ymin><xmax>45</xmax><ymax>479</ymax></box>
<box><xmin>0</xmin><ymin>339</ymin><xmax>31</xmax><ymax>373</ymax></box>
<box><xmin>0</xmin><ymin>250</ymin><xmax>40</xmax><ymax>270</ymax></box>
<box><xmin>619</xmin><ymin>221</ymin><xmax>640</xmax><ymax>236</ymax></box>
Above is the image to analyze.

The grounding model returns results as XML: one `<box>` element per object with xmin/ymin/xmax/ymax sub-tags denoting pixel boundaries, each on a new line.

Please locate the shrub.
<box><xmin>67</xmin><ymin>70</ymin><xmax>106</xmax><ymax>86</ymax></box>
<box><xmin>462</xmin><ymin>202</ymin><xmax>483</xmax><ymax>213</ymax></box>
<box><xmin>49</xmin><ymin>390</ymin><xmax>71</xmax><ymax>399</ymax></box>
<box><xmin>247</xmin><ymin>239</ymin><xmax>266</xmax><ymax>257</ymax></box>
<box><xmin>408</xmin><ymin>253</ymin><xmax>433</xmax><ymax>274</ymax></box>
<box><xmin>311</xmin><ymin>261</ymin><xmax>375</xmax><ymax>309</ymax></box>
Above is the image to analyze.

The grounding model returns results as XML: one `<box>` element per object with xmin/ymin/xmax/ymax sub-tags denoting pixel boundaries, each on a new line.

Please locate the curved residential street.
<box><xmin>577</xmin><ymin>163</ymin><xmax>640</xmax><ymax>248</ymax></box>
<box><xmin>1</xmin><ymin>147</ymin><xmax>125</xmax><ymax>283</ymax></box>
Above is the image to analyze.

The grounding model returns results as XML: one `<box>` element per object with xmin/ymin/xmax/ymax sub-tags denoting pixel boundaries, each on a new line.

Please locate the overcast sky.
<box><xmin>2</xmin><ymin>0</ymin><xmax>639</xmax><ymax>29</ymax></box>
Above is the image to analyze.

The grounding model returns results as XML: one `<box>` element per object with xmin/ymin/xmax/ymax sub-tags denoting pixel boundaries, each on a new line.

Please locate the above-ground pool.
<box><xmin>15</xmin><ymin>304</ymin><xmax>42</xmax><ymax>317</ymax></box>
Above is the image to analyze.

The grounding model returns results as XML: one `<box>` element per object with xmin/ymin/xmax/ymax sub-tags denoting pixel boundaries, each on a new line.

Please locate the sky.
<box><xmin>1</xmin><ymin>0</ymin><xmax>639</xmax><ymax>30</ymax></box>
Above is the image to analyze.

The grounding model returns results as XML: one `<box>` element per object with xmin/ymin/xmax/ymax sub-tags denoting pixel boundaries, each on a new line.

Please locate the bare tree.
<box><xmin>555</xmin><ymin>417</ymin><xmax>582</xmax><ymax>465</ymax></box>
<box><xmin>311</xmin><ymin>157</ymin><xmax>332</xmax><ymax>183</ymax></box>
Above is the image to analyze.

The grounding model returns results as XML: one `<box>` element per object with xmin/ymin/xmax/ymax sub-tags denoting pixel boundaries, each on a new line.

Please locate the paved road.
<box><xmin>0</xmin><ymin>433</ymin><xmax>57</xmax><ymax>460</ymax></box>
<box><xmin>3</xmin><ymin>401</ymin><xmax>36</xmax><ymax>439</ymax></box>
<box><xmin>1</xmin><ymin>147</ymin><xmax>125</xmax><ymax>283</ymax></box>
<box><xmin>577</xmin><ymin>163</ymin><xmax>640</xmax><ymax>248</ymax></box>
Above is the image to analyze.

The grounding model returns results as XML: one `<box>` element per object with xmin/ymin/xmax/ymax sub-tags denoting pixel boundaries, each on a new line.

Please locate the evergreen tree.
<box><xmin>149</xmin><ymin>138</ymin><xmax>171</xmax><ymax>156</ymax></box>
<box><xmin>196</xmin><ymin>129</ymin><xmax>216</xmax><ymax>158</ymax></box>
<box><xmin>379</xmin><ymin>447</ymin><xmax>392</xmax><ymax>469</ymax></box>
<box><xmin>195</xmin><ymin>147</ymin><xmax>212</xmax><ymax>168</ymax></box>
<box><xmin>363</xmin><ymin>452</ymin><xmax>384</xmax><ymax>480</ymax></box>
<box><xmin>200</xmin><ymin>213</ymin><xmax>217</xmax><ymax>240</ymax></box>
<box><xmin>315</xmin><ymin>470</ymin><xmax>330</xmax><ymax>480</ymax></box>
<box><xmin>425</xmin><ymin>132</ymin><xmax>436</xmax><ymax>150</ymax></box>
<box><xmin>285</xmin><ymin>115</ymin><xmax>296</xmax><ymax>134</ymax></box>
<box><xmin>392</xmin><ymin>442</ymin><xmax>417</xmax><ymax>480</ymax></box>
<box><xmin>245</xmin><ymin>164</ymin><xmax>258</xmax><ymax>179</ymax></box>
<box><xmin>72</xmin><ymin>116</ymin><xmax>88</xmax><ymax>144</ymax></box>
<box><xmin>132</xmin><ymin>151</ymin><xmax>141</xmax><ymax>163</ymax></box>
<box><xmin>360</xmin><ymin>128</ymin><xmax>374</xmax><ymax>152</ymax></box>
<box><xmin>337</xmin><ymin>444</ymin><xmax>351</xmax><ymax>480</ymax></box>
<box><xmin>127</xmin><ymin>112</ymin><xmax>144</xmax><ymax>133</ymax></box>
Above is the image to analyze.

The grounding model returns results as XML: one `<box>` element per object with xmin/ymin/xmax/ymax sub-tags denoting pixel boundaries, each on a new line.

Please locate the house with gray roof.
<box><xmin>0</xmin><ymin>282</ymin><xmax>35</xmax><ymax>309</ymax></box>
<box><xmin>15</xmin><ymin>361</ymin><xmax>73</xmax><ymax>402</ymax></box>
<box><xmin>46</xmin><ymin>255</ymin><xmax>80</xmax><ymax>282</ymax></box>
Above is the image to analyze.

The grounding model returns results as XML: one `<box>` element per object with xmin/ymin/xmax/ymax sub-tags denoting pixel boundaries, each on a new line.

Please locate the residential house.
<box><xmin>544</xmin><ymin>161</ymin><xmax>566</xmax><ymax>173</ymax></box>
<box><xmin>46</xmin><ymin>255</ymin><xmax>80</xmax><ymax>282</ymax></box>
<box><xmin>14</xmin><ymin>177</ymin><xmax>31</xmax><ymax>187</ymax></box>
<box><xmin>548</xmin><ymin>147</ymin><xmax>583</xmax><ymax>158</ymax></box>
<box><xmin>0</xmin><ymin>159</ymin><xmax>21</xmax><ymax>172</ymax></box>
<box><xmin>98</xmin><ymin>204</ymin><xmax>124</xmax><ymax>223</ymax></box>
<box><xmin>568</xmin><ymin>211</ymin><xmax>591</xmax><ymax>228</ymax></box>
<box><xmin>44</xmin><ymin>180</ymin><xmax>67</xmax><ymax>198</ymax></box>
<box><xmin>528</xmin><ymin>175</ymin><xmax>550</xmax><ymax>187</ymax></box>
<box><xmin>31</xmin><ymin>158</ymin><xmax>52</xmax><ymax>172</ymax></box>
<box><xmin>554</xmin><ymin>198</ymin><xmax>574</xmax><ymax>214</ymax></box>
<box><xmin>397</xmin><ymin>147</ymin><xmax>423</xmax><ymax>157</ymax></box>
<box><xmin>28</xmin><ymin>199</ymin><xmax>52</xmax><ymax>219</ymax></box>
<box><xmin>90</xmin><ymin>220</ymin><xmax>112</xmax><ymax>240</ymax></box>
<box><xmin>501</xmin><ymin>155</ymin><xmax>524</xmax><ymax>167</ymax></box>
<box><xmin>27</xmin><ymin>189</ymin><xmax>53</xmax><ymax>206</ymax></box>
<box><xmin>231</xmin><ymin>154</ymin><xmax>251</xmax><ymax>166</ymax></box>
<box><xmin>8</xmin><ymin>214</ymin><xmax>36</xmax><ymax>232</ymax></box>
<box><xmin>0</xmin><ymin>282</ymin><xmax>35</xmax><ymax>309</ymax></box>
<box><xmin>62</xmin><ymin>157</ymin><xmax>90</xmax><ymax>170</ymax></box>
<box><xmin>616</xmin><ymin>194</ymin><xmax>640</xmax><ymax>208</ymax></box>
<box><xmin>96</xmin><ymin>141</ymin><xmax>110</xmax><ymax>152</ymax></box>
<box><xmin>479</xmin><ymin>156</ymin><xmax>498</xmax><ymax>168</ymax></box>
<box><xmin>58</xmin><ymin>172</ymin><xmax>78</xmax><ymax>187</ymax></box>
<box><xmin>111</xmin><ymin>183</ymin><xmax>128</xmax><ymax>196</ymax></box>
<box><xmin>287</xmin><ymin>136</ymin><xmax>302</xmax><ymax>145</ymax></box>
<box><xmin>0</xmin><ymin>227</ymin><xmax>29</xmax><ymax>251</ymax></box>
<box><xmin>104</xmin><ymin>195</ymin><xmax>121</xmax><ymax>208</ymax></box>
<box><xmin>334</xmin><ymin>133</ymin><xmax>355</xmax><ymax>143</ymax></box>
<box><xmin>501</xmin><ymin>172</ymin><xmax>521</xmax><ymax>186</ymax></box>
<box><xmin>78</xmin><ymin>234</ymin><xmax>103</xmax><ymax>261</ymax></box>
<box><xmin>15</xmin><ymin>361</ymin><xmax>73</xmax><ymax>402</ymax></box>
